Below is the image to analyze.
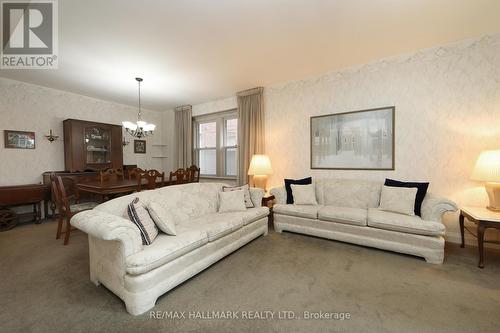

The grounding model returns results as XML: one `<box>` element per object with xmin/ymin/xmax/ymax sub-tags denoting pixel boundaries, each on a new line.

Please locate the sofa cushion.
<box><xmin>274</xmin><ymin>204</ymin><xmax>321</xmax><ymax>219</ymax></box>
<box><xmin>223</xmin><ymin>184</ymin><xmax>254</xmax><ymax>208</ymax></box>
<box><xmin>125</xmin><ymin>227</ymin><xmax>208</xmax><ymax>275</ymax></box>
<box><xmin>221</xmin><ymin>207</ymin><xmax>269</xmax><ymax>226</ymax></box>
<box><xmin>189</xmin><ymin>213</ymin><xmax>245</xmax><ymax>242</ymax></box>
<box><xmin>316</xmin><ymin>179</ymin><xmax>381</xmax><ymax>209</ymax></box>
<box><xmin>218</xmin><ymin>190</ymin><xmax>247</xmax><ymax>213</ymax></box>
<box><xmin>249</xmin><ymin>187</ymin><xmax>265</xmax><ymax>207</ymax></box>
<box><xmin>379</xmin><ymin>185</ymin><xmax>418</xmax><ymax>216</ymax></box>
<box><xmin>367</xmin><ymin>208</ymin><xmax>445</xmax><ymax>236</ymax></box>
<box><xmin>96</xmin><ymin>182</ymin><xmax>222</xmax><ymax>221</ymax></box>
<box><xmin>384</xmin><ymin>178</ymin><xmax>429</xmax><ymax>216</ymax></box>
<box><xmin>318</xmin><ymin>206</ymin><xmax>367</xmax><ymax>226</ymax></box>
<box><xmin>147</xmin><ymin>201</ymin><xmax>177</xmax><ymax>235</ymax></box>
<box><xmin>291</xmin><ymin>183</ymin><xmax>318</xmax><ymax>205</ymax></box>
<box><xmin>285</xmin><ymin>177</ymin><xmax>312</xmax><ymax>204</ymax></box>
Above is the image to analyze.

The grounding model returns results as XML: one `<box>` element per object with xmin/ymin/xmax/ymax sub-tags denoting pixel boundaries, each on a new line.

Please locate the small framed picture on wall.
<box><xmin>134</xmin><ymin>140</ymin><xmax>146</xmax><ymax>154</ymax></box>
<box><xmin>4</xmin><ymin>130</ymin><xmax>36</xmax><ymax>149</ymax></box>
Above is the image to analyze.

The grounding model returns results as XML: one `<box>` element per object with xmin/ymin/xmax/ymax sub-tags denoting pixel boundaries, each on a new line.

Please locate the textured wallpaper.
<box><xmin>191</xmin><ymin>33</ymin><xmax>500</xmax><ymax>243</ymax></box>
<box><xmin>192</xmin><ymin>96</ymin><xmax>237</xmax><ymax>117</ymax></box>
<box><xmin>0</xmin><ymin>78</ymin><xmax>172</xmax><ymax>186</ymax></box>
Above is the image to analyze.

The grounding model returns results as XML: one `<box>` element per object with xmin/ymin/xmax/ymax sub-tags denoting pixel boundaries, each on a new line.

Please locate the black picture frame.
<box><xmin>134</xmin><ymin>140</ymin><xmax>146</xmax><ymax>154</ymax></box>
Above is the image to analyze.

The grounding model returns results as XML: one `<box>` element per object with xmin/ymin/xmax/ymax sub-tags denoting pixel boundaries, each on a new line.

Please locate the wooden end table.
<box><xmin>262</xmin><ymin>194</ymin><xmax>275</xmax><ymax>226</ymax></box>
<box><xmin>0</xmin><ymin>184</ymin><xmax>49</xmax><ymax>231</ymax></box>
<box><xmin>460</xmin><ymin>206</ymin><xmax>500</xmax><ymax>268</ymax></box>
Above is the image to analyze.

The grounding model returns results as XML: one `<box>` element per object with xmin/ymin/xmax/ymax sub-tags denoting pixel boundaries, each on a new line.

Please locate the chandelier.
<box><xmin>122</xmin><ymin>77</ymin><xmax>156</xmax><ymax>138</ymax></box>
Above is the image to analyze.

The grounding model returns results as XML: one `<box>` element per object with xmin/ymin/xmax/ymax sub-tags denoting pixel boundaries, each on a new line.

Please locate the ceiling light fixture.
<box><xmin>122</xmin><ymin>77</ymin><xmax>156</xmax><ymax>138</ymax></box>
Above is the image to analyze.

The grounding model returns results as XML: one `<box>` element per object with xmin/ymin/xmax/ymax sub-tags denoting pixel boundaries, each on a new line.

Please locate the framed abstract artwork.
<box><xmin>4</xmin><ymin>130</ymin><xmax>36</xmax><ymax>149</ymax></box>
<box><xmin>310</xmin><ymin>106</ymin><xmax>395</xmax><ymax>170</ymax></box>
<box><xmin>134</xmin><ymin>140</ymin><xmax>146</xmax><ymax>154</ymax></box>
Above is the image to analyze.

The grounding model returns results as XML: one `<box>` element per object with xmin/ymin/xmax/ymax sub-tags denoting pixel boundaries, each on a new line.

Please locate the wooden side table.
<box><xmin>460</xmin><ymin>206</ymin><xmax>500</xmax><ymax>268</ymax></box>
<box><xmin>262</xmin><ymin>195</ymin><xmax>275</xmax><ymax>226</ymax></box>
<box><xmin>0</xmin><ymin>184</ymin><xmax>49</xmax><ymax>231</ymax></box>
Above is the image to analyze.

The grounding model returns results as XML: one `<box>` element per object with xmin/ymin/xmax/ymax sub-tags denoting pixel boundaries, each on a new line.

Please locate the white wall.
<box><xmin>192</xmin><ymin>96</ymin><xmax>237</xmax><ymax>116</ymax></box>
<box><xmin>0</xmin><ymin>78</ymin><xmax>173</xmax><ymax>186</ymax></box>
<box><xmin>191</xmin><ymin>33</ymin><xmax>500</xmax><ymax>244</ymax></box>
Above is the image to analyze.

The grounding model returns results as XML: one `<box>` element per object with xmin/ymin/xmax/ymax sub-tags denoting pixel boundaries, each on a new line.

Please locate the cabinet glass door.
<box><xmin>84</xmin><ymin>127</ymin><xmax>111</xmax><ymax>165</ymax></box>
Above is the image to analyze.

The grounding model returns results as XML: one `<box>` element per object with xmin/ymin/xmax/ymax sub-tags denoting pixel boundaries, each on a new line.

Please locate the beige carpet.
<box><xmin>1</xmin><ymin>219</ymin><xmax>499</xmax><ymax>333</ymax></box>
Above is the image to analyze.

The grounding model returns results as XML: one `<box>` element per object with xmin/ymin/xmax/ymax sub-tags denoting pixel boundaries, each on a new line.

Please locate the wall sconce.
<box><xmin>122</xmin><ymin>137</ymin><xmax>130</xmax><ymax>146</ymax></box>
<box><xmin>45</xmin><ymin>129</ymin><xmax>59</xmax><ymax>143</ymax></box>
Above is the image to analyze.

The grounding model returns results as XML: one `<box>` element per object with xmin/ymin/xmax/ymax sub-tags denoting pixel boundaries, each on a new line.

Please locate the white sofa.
<box><xmin>71</xmin><ymin>183</ymin><xmax>269</xmax><ymax>315</ymax></box>
<box><xmin>270</xmin><ymin>179</ymin><xmax>457</xmax><ymax>264</ymax></box>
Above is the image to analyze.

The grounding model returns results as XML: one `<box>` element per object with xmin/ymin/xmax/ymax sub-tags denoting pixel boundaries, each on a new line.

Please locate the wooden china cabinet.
<box><xmin>40</xmin><ymin>119</ymin><xmax>124</xmax><ymax>217</ymax></box>
<box><xmin>63</xmin><ymin>119</ymin><xmax>123</xmax><ymax>172</ymax></box>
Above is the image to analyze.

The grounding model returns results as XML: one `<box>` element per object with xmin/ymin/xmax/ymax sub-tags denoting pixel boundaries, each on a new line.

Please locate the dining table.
<box><xmin>76</xmin><ymin>179</ymin><xmax>172</xmax><ymax>201</ymax></box>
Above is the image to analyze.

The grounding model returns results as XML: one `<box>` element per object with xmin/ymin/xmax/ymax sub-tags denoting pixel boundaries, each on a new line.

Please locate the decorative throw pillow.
<box><xmin>223</xmin><ymin>184</ymin><xmax>254</xmax><ymax>208</ymax></box>
<box><xmin>291</xmin><ymin>183</ymin><xmax>317</xmax><ymax>205</ymax></box>
<box><xmin>379</xmin><ymin>186</ymin><xmax>418</xmax><ymax>216</ymax></box>
<box><xmin>124</xmin><ymin>198</ymin><xmax>158</xmax><ymax>245</ymax></box>
<box><xmin>249</xmin><ymin>187</ymin><xmax>265</xmax><ymax>207</ymax></box>
<box><xmin>218</xmin><ymin>190</ymin><xmax>247</xmax><ymax>213</ymax></box>
<box><xmin>284</xmin><ymin>177</ymin><xmax>312</xmax><ymax>204</ymax></box>
<box><xmin>147</xmin><ymin>201</ymin><xmax>177</xmax><ymax>236</ymax></box>
<box><xmin>384</xmin><ymin>178</ymin><xmax>429</xmax><ymax>216</ymax></box>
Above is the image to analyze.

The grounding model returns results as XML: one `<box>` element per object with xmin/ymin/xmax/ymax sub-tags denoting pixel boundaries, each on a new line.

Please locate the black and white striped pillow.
<box><xmin>125</xmin><ymin>197</ymin><xmax>158</xmax><ymax>245</ymax></box>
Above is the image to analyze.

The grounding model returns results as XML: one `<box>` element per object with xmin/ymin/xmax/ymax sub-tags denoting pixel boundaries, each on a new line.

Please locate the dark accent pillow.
<box><xmin>384</xmin><ymin>179</ymin><xmax>429</xmax><ymax>216</ymax></box>
<box><xmin>284</xmin><ymin>177</ymin><xmax>312</xmax><ymax>204</ymax></box>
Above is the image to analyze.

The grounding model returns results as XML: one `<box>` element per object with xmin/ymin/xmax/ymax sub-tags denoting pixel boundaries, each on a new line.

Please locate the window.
<box><xmin>193</xmin><ymin>110</ymin><xmax>238</xmax><ymax>178</ymax></box>
<box><xmin>198</xmin><ymin>122</ymin><xmax>217</xmax><ymax>175</ymax></box>
<box><xmin>224</xmin><ymin>118</ymin><xmax>238</xmax><ymax>176</ymax></box>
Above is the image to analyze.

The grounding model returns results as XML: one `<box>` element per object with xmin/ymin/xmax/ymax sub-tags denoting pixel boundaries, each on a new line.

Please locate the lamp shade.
<box><xmin>471</xmin><ymin>150</ymin><xmax>500</xmax><ymax>182</ymax></box>
<box><xmin>248</xmin><ymin>155</ymin><xmax>273</xmax><ymax>175</ymax></box>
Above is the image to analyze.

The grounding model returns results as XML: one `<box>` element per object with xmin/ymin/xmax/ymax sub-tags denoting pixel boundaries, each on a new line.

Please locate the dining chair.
<box><xmin>187</xmin><ymin>165</ymin><xmax>200</xmax><ymax>183</ymax></box>
<box><xmin>50</xmin><ymin>174</ymin><xmax>98</xmax><ymax>245</ymax></box>
<box><xmin>100</xmin><ymin>168</ymin><xmax>124</xmax><ymax>183</ymax></box>
<box><xmin>169</xmin><ymin>168</ymin><xmax>188</xmax><ymax>185</ymax></box>
<box><xmin>136</xmin><ymin>169</ymin><xmax>165</xmax><ymax>192</ymax></box>
<box><xmin>58</xmin><ymin>177</ymin><xmax>80</xmax><ymax>203</ymax></box>
<box><xmin>128</xmin><ymin>167</ymin><xmax>145</xmax><ymax>180</ymax></box>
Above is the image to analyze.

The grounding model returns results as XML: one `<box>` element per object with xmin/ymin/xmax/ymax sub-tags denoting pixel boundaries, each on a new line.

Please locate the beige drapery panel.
<box><xmin>174</xmin><ymin>105</ymin><xmax>192</xmax><ymax>169</ymax></box>
<box><xmin>237</xmin><ymin>87</ymin><xmax>265</xmax><ymax>186</ymax></box>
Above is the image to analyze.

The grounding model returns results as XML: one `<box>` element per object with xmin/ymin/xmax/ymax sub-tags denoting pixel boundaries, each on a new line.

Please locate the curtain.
<box><xmin>174</xmin><ymin>105</ymin><xmax>192</xmax><ymax>169</ymax></box>
<box><xmin>237</xmin><ymin>87</ymin><xmax>265</xmax><ymax>186</ymax></box>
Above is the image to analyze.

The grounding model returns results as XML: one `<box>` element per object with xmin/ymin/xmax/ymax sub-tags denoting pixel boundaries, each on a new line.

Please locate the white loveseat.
<box><xmin>71</xmin><ymin>183</ymin><xmax>269</xmax><ymax>315</ymax></box>
<box><xmin>270</xmin><ymin>179</ymin><xmax>457</xmax><ymax>264</ymax></box>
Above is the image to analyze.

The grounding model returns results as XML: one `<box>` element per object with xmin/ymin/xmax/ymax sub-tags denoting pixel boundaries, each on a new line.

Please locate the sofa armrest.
<box><xmin>71</xmin><ymin>210</ymin><xmax>143</xmax><ymax>256</ymax></box>
<box><xmin>249</xmin><ymin>187</ymin><xmax>265</xmax><ymax>207</ymax></box>
<box><xmin>420</xmin><ymin>194</ymin><xmax>458</xmax><ymax>223</ymax></box>
<box><xmin>270</xmin><ymin>186</ymin><xmax>286</xmax><ymax>205</ymax></box>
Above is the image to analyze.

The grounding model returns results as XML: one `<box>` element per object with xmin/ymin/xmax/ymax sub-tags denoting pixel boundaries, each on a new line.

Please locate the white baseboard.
<box><xmin>445</xmin><ymin>231</ymin><xmax>500</xmax><ymax>249</ymax></box>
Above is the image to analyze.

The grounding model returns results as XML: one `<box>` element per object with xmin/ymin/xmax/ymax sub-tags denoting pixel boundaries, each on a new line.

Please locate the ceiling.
<box><xmin>1</xmin><ymin>0</ymin><xmax>500</xmax><ymax>111</ymax></box>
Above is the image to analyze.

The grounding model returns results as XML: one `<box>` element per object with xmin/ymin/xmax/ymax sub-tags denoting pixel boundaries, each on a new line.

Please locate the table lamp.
<box><xmin>248</xmin><ymin>154</ymin><xmax>273</xmax><ymax>191</ymax></box>
<box><xmin>471</xmin><ymin>150</ymin><xmax>500</xmax><ymax>211</ymax></box>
